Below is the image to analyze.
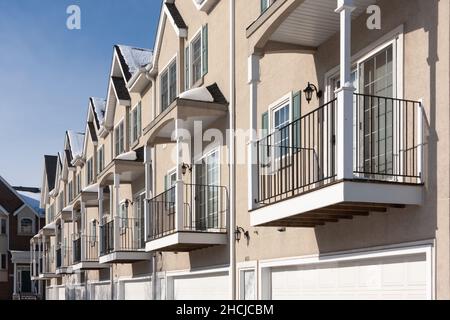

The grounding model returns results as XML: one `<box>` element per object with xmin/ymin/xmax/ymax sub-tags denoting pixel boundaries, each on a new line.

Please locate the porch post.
<box><xmin>113</xmin><ymin>174</ymin><xmax>121</xmax><ymax>251</ymax></box>
<box><xmin>175</xmin><ymin>120</ymin><xmax>184</xmax><ymax>232</ymax></box>
<box><xmin>248</xmin><ymin>53</ymin><xmax>261</xmax><ymax>211</ymax></box>
<box><xmin>144</xmin><ymin>146</ymin><xmax>152</xmax><ymax>242</ymax></box>
<box><xmin>80</xmin><ymin>202</ymin><xmax>86</xmax><ymax>261</ymax></box>
<box><xmin>417</xmin><ymin>100</ymin><xmax>424</xmax><ymax>184</ymax></box>
<box><xmin>335</xmin><ymin>0</ymin><xmax>355</xmax><ymax>181</ymax></box>
<box><xmin>98</xmin><ymin>185</ymin><xmax>104</xmax><ymax>257</ymax></box>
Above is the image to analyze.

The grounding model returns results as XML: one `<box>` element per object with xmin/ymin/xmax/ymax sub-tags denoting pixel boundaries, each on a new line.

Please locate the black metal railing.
<box><xmin>39</xmin><ymin>257</ymin><xmax>43</xmax><ymax>274</ymax></box>
<box><xmin>83</xmin><ymin>235</ymin><xmax>99</xmax><ymax>261</ymax></box>
<box><xmin>256</xmin><ymin>99</ymin><xmax>337</xmax><ymax>205</ymax></box>
<box><xmin>148</xmin><ymin>184</ymin><xmax>228</xmax><ymax>241</ymax></box>
<box><xmin>255</xmin><ymin>94</ymin><xmax>423</xmax><ymax>205</ymax></box>
<box><xmin>118</xmin><ymin>217</ymin><xmax>146</xmax><ymax>251</ymax></box>
<box><xmin>73</xmin><ymin>236</ymin><xmax>81</xmax><ymax>264</ymax></box>
<box><xmin>353</xmin><ymin>93</ymin><xmax>422</xmax><ymax>183</ymax></box>
<box><xmin>148</xmin><ymin>187</ymin><xmax>176</xmax><ymax>240</ymax></box>
<box><xmin>100</xmin><ymin>220</ymin><xmax>114</xmax><ymax>256</ymax></box>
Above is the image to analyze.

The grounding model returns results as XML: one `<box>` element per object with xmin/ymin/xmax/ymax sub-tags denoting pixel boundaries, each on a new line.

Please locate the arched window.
<box><xmin>20</xmin><ymin>218</ymin><xmax>33</xmax><ymax>235</ymax></box>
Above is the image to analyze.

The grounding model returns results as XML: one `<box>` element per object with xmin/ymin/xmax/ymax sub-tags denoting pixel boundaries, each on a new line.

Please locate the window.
<box><xmin>20</xmin><ymin>218</ymin><xmax>33</xmax><ymax>235</ymax></box>
<box><xmin>76</xmin><ymin>174</ymin><xmax>81</xmax><ymax>195</ymax></box>
<box><xmin>0</xmin><ymin>218</ymin><xmax>6</xmax><ymax>235</ymax></box>
<box><xmin>241</xmin><ymin>270</ymin><xmax>256</xmax><ymax>300</ymax></box>
<box><xmin>97</xmin><ymin>146</ymin><xmax>104</xmax><ymax>174</ymax></box>
<box><xmin>115</xmin><ymin>121</ymin><xmax>125</xmax><ymax>157</ymax></box>
<box><xmin>160</xmin><ymin>59</ymin><xmax>177</xmax><ymax>111</ymax></box>
<box><xmin>86</xmin><ymin>157</ymin><xmax>94</xmax><ymax>185</ymax></box>
<box><xmin>272</xmin><ymin>102</ymin><xmax>290</xmax><ymax>158</ymax></box>
<box><xmin>0</xmin><ymin>254</ymin><xmax>6</xmax><ymax>270</ymax></box>
<box><xmin>131</xmin><ymin>103</ymin><xmax>142</xmax><ymax>144</ymax></box>
<box><xmin>119</xmin><ymin>202</ymin><xmax>129</xmax><ymax>229</ymax></box>
<box><xmin>58</xmin><ymin>192</ymin><xmax>64</xmax><ymax>213</ymax></box>
<box><xmin>47</xmin><ymin>204</ymin><xmax>55</xmax><ymax>223</ymax></box>
<box><xmin>68</xmin><ymin>181</ymin><xmax>73</xmax><ymax>203</ymax></box>
<box><xmin>133</xmin><ymin>193</ymin><xmax>146</xmax><ymax>248</ymax></box>
<box><xmin>185</xmin><ymin>25</ymin><xmax>208</xmax><ymax>90</ymax></box>
<box><xmin>164</xmin><ymin>170</ymin><xmax>177</xmax><ymax>209</ymax></box>
<box><xmin>261</xmin><ymin>0</ymin><xmax>276</xmax><ymax>13</ymax></box>
<box><xmin>90</xmin><ymin>220</ymin><xmax>97</xmax><ymax>247</ymax></box>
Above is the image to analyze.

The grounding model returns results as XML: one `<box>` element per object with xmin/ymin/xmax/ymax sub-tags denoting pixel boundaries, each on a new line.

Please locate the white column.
<box><xmin>248</xmin><ymin>53</ymin><xmax>261</xmax><ymax>210</ymax></box>
<box><xmin>144</xmin><ymin>146</ymin><xmax>152</xmax><ymax>242</ymax></box>
<box><xmin>175</xmin><ymin>120</ymin><xmax>184</xmax><ymax>232</ymax></box>
<box><xmin>335</xmin><ymin>0</ymin><xmax>355</xmax><ymax>180</ymax></box>
<box><xmin>13</xmin><ymin>263</ymin><xmax>17</xmax><ymax>295</ymax></box>
<box><xmin>98</xmin><ymin>185</ymin><xmax>104</xmax><ymax>257</ymax></box>
<box><xmin>113</xmin><ymin>174</ymin><xmax>121</xmax><ymax>251</ymax></box>
<box><xmin>80</xmin><ymin>202</ymin><xmax>86</xmax><ymax>261</ymax></box>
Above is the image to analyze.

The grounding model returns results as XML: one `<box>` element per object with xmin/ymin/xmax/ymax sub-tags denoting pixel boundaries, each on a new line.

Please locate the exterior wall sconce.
<box><xmin>235</xmin><ymin>227</ymin><xmax>250</xmax><ymax>242</ymax></box>
<box><xmin>181</xmin><ymin>163</ymin><xmax>193</xmax><ymax>175</ymax></box>
<box><xmin>124</xmin><ymin>199</ymin><xmax>133</xmax><ymax>209</ymax></box>
<box><xmin>303</xmin><ymin>82</ymin><xmax>323</xmax><ymax>104</ymax></box>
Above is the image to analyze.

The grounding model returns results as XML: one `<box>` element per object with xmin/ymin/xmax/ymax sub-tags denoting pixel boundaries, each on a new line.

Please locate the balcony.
<box><xmin>72</xmin><ymin>235</ymin><xmax>108</xmax><ymax>270</ymax></box>
<box><xmin>251</xmin><ymin>94</ymin><xmax>424</xmax><ymax>227</ymax></box>
<box><xmin>39</xmin><ymin>247</ymin><xmax>59</xmax><ymax>280</ymax></box>
<box><xmin>55</xmin><ymin>243</ymin><xmax>72</xmax><ymax>275</ymax></box>
<box><xmin>146</xmin><ymin>182</ymin><xmax>228</xmax><ymax>252</ymax></box>
<box><xmin>99</xmin><ymin>217</ymin><xmax>150</xmax><ymax>263</ymax></box>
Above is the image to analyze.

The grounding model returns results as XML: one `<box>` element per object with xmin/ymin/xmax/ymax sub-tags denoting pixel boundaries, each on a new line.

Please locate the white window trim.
<box><xmin>0</xmin><ymin>216</ymin><xmax>7</xmax><ymax>236</ymax></box>
<box><xmin>267</xmin><ymin>92</ymin><xmax>293</xmax><ymax>134</ymax></box>
<box><xmin>114</xmin><ymin>118</ymin><xmax>125</xmax><ymax>157</ymax></box>
<box><xmin>324</xmin><ymin>24</ymin><xmax>404</xmax><ymax>100</ymax></box>
<box><xmin>97</xmin><ymin>145</ymin><xmax>105</xmax><ymax>174</ymax></box>
<box><xmin>18</xmin><ymin>217</ymin><xmax>35</xmax><ymax>236</ymax></box>
<box><xmin>237</xmin><ymin>261</ymin><xmax>258</xmax><ymax>300</ymax></box>
<box><xmin>130</xmin><ymin>102</ymin><xmax>142</xmax><ymax>144</ymax></box>
<box><xmin>186</xmin><ymin>27</ymin><xmax>204</xmax><ymax>89</ymax></box>
<box><xmin>160</xmin><ymin>55</ymin><xmax>178</xmax><ymax>111</ymax></box>
<box><xmin>0</xmin><ymin>253</ymin><xmax>7</xmax><ymax>270</ymax></box>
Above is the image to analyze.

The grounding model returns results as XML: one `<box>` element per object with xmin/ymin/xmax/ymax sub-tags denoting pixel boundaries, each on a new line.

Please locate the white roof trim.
<box><xmin>82</xmin><ymin>183</ymin><xmax>100</xmax><ymax>194</ymax></box>
<box><xmin>115</xmin><ymin>151</ymin><xmax>138</xmax><ymax>161</ymax></box>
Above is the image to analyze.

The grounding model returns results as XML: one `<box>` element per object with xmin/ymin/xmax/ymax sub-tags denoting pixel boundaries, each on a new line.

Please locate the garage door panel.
<box><xmin>271</xmin><ymin>252</ymin><xmax>429</xmax><ymax>300</ymax></box>
<box><xmin>172</xmin><ymin>273</ymin><xmax>228</xmax><ymax>300</ymax></box>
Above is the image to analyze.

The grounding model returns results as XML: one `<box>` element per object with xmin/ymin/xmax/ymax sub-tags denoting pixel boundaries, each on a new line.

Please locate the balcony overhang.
<box><xmin>146</xmin><ymin>231</ymin><xmax>228</xmax><ymax>253</ymax></box>
<box><xmin>61</xmin><ymin>205</ymin><xmax>74</xmax><ymax>221</ymax></box>
<box><xmin>251</xmin><ymin>180</ymin><xmax>423</xmax><ymax>227</ymax></box>
<box><xmin>55</xmin><ymin>266</ymin><xmax>73</xmax><ymax>275</ymax></box>
<box><xmin>144</xmin><ymin>97</ymin><xmax>228</xmax><ymax>147</ymax></box>
<box><xmin>39</xmin><ymin>272</ymin><xmax>60</xmax><ymax>280</ymax></box>
<box><xmin>72</xmin><ymin>261</ymin><xmax>110</xmax><ymax>271</ymax></box>
<box><xmin>247</xmin><ymin>0</ymin><xmax>377</xmax><ymax>55</ymax></box>
<box><xmin>98</xmin><ymin>158</ymin><xmax>145</xmax><ymax>187</ymax></box>
<box><xmin>99</xmin><ymin>251</ymin><xmax>151</xmax><ymax>264</ymax></box>
<box><xmin>41</xmin><ymin>223</ymin><xmax>56</xmax><ymax>237</ymax></box>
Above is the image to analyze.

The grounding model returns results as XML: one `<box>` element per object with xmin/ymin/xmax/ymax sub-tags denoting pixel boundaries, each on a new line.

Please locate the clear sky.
<box><xmin>0</xmin><ymin>0</ymin><xmax>161</xmax><ymax>188</ymax></box>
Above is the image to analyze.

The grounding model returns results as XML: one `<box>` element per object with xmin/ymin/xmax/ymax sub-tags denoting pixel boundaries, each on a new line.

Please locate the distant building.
<box><xmin>0</xmin><ymin>175</ymin><xmax>45</xmax><ymax>300</ymax></box>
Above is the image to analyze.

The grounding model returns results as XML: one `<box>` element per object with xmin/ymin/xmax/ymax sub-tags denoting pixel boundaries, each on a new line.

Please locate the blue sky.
<box><xmin>0</xmin><ymin>0</ymin><xmax>161</xmax><ymax>188</ymax></box>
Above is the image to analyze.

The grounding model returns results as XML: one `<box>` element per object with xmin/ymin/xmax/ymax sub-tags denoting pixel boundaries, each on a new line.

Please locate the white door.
<box><xmin>171</xmin><ymin>272</ymin><xmax>228</xmax><ymax>300</ymax></box>
<box><xmin>270</xmin><ymin>252</ymin><xmax>429</xmax><ymax>300</ymax></box>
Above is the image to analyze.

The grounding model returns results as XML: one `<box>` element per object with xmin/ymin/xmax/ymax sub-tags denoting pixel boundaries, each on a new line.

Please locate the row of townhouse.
<box><xmin>30</xmin><ymin>0</ymin><xmax>450</xmax><ymax>300</ymax></box>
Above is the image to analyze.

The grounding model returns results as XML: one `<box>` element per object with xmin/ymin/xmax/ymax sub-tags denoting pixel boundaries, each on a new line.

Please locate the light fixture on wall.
<box><xmin>124</xmin><ymin>199</ymin><xmax>133</xmax><ymax>208</ymax></box>
<box><xmin>303</xmin><ymin>82</ymin><xmax>323</xmax><ymax>104</ymax></box>
<box><xmin>181</xmin><ymin>163</ymin><xmax>193</xmax><ymax>175</ymax></box>
<box><xmin>235</xmin><ymin>227</ymin><xmax>250</xmax><ymax>242</ymax></box>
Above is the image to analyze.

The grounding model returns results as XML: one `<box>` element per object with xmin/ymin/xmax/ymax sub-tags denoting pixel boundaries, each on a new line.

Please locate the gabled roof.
<box><xmin>112</xmin><ymin>77</ymin><xmax>131</xmax><ymax>101</ymax></box>
<box><xmin>88</xmin><ymin>122</ymin><xmax>98</xmax><ymax>143</ymax></box>
<box><xmin>0</xmin><ymin>175</ymin><xmax>44</xmax><ymax>217</ymax></box>
<box><xmin>67</xmin><ymin>131</ymin><xmax>85</xmax><ymax>162</ymax></box>
<box><xmin>90</xmin><ymin>97</ymin><xmax>106</xmax><ymax>129</ymax></box>
<box><xmin>165</xmin><ymin>2</ymin><xmax>187</xmax><ymax>29</ymax></box>
<box><xmin>44</xmin><ymin>155</ymin><xmax>58</xmax><ymax>191</ymax></box>
<box><xmin>115</xmin><ymin>45</ymin><xmax>153</xmax><ymax>82</ymax></box>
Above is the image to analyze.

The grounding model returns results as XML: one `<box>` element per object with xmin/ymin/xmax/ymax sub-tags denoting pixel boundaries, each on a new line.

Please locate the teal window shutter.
<box><xmin>202</xmin><ymin>24</ymin><xmax>208</xmax><ymax>76</ymax></box>
<box><xmin>292</xmin><ymin>91</ymin><xmax>301</xmax><ymax>148</ymax></box>
<box><xmin>185</xmin><ymin>46</ymin><xmax>190</xmax><ymax>90</ymax></box>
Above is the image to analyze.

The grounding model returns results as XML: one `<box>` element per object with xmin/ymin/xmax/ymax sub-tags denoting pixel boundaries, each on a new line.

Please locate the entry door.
<box><xmin>18</xmin><ymin>268</ymin><xmax>32</xmax><ymax>293</ymax></box>
<box><xmin>195</xmin><ymin>150</ymin><xmax>219</xmax><ymax>230</ymax></box>
<box><xmin>358</xmin><ymin>45</ymin><xmax>394</xmax><ymax>176</ymax></box>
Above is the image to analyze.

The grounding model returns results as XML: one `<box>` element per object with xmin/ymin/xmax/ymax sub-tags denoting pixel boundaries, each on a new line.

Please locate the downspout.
<box><xmin>229</xmin><ymin>0</ymin><xmax>236</xmax><ymax>300</ymax></box>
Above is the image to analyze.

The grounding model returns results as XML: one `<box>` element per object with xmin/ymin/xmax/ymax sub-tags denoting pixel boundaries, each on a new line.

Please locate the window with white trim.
<box><xmin>19</xmin><ymin>218</ymin><xmax>33</xmax><ymax>235</ymax></box>
<box><xmin>0</xmin><ymin>218</ymin><xmax>6</xmax><ymax>236</ymax></box>
<box><xmin>86</xmin><ymin>157</ymin><xmax>94</xmax><ymax>185</ymax></box>
<box><xmin>130</xmin><ymin>102</ymin><xmax>142</xmax><ymax>144</ymax></box>
<box><xmin>119</xmin><ymin>202</ymin><xmax>129</xmax><ymax>229</ymax></box>
<box><xmin>97</xmin><ymin>146</ymin><xmax>104</xmax><ymax>174</ymax></box>
<box><xmin>68</xmin><ymin>181</ymin><xmax>73</xmax><ymax>203</ymax></box>
<box><xmin>185</xmin><ymin>25</ymin><xmax>208</xmax><ymax>90</ymax></box>
<box><xmin>114</xmin><ymin>121</ymin><xmax>125</xmax><ymax>157</ymax></box>
<box><xmin>164</xmin><ymin>170</ymin><xmax>177</xmax><ymax>210</ymax></box>
<box><xmin>160</xmin><ymin>59</ymin><xmax>177</xmax><ymax>112</ymax></box>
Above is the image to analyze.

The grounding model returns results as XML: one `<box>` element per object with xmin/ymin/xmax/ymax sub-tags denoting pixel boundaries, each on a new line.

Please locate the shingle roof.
<box><xmin>115</xmin><ymin>45</ymin><xmax>153</xmax><ymax>81</ymax></box>
<box><xmin>112</xmin><ymin>77</ymin><xmax>131</xmax><ymax>101</ymax></box>
<box><xmin>0</xmin><ymin>176</ymin><xmax>24</xmax><ymax>213</ymax></box>
<box><xmin>166</xmin><ymin>3</ymin><xmax>187</xmax><ymax>29</ymax></box>
<box><xmin>44</xmin><ymin>155</ymin><xmax>58</xmax><ymax>191</ymax></box>
<box><xmin>207</xmin><ymin>83</ymin><xmax>228</xmax><ymax>104</ymax></box>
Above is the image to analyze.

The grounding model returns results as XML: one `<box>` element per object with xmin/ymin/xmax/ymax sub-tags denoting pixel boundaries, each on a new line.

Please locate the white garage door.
<box><xmin>172</xmin><ymin>272</ymin><xmax>228</xmax><ymax>300</ymax></box>
<box><xmin>123</xmin><ymin>280</ymin><xmax>152</xmax><ymax>300</ymax></box>
<box><xmin>271</xmin><ymin>252</ymin><xmax>429</xmax><ymax>300</ymax></box>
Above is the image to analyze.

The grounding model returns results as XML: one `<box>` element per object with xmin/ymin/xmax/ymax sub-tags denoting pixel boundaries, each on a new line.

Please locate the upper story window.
<box><xmin>0</xmin><ymin>218</ymin><xmax>6</xmax><ymax>236</ymax></box>
<box><xmin>86</xmin><ymin>157</ymin><xmax>94</xmax><ymax>185</ymax></box>
<box><xmin>19</xmin><ymin>218</ymin><xmax>33</xmax><ymax>235</ymax></box>
<box><xmin>164</xmin><ymin>169</ymin><xmax>177</xmax><ymax>208</ymax></box>
<box><xmin>261</xmin><ymin>0</ymin><xmax>276</xmax><ymax>13</ymax></box>
<box><xmin>185</xmin><ymin>25</ymin><xmax>208</xmax><ymax>90</ymax></box>
<box><xmin>160</xmin><ymin>59</ymin><xmax>177</xmax><ymax>112</ymax></box>
<box><xmin>115</xmin><ymin>121</ymin><xmax>125</xmax><ymax>157</ymax></box>
<box><xmin>76</xmin><ymin>173</ymin><xmax>81</xmax><ymax>195</ymax></box>
<box><xmin>130</xmin><ymin>102</ymin><xmax>142</xmax><ymax>145</ymax></box>
<box><xmin>58</xmin><ymin>192</ymin><xmax>64</xmax><ymax>213</ymax></box>
<box><xmin>47</xmin><ymin>203</ymin><xmax>55</xmax><ymax>223</ymax></box>
<box><xmin>68</xmin><ymin>181</ymin><xmax>73</xmax><ymax>203</ymax></box>
<box><xmin>97</xmin><ymin>146</ymin><xmax>105</xmax><ymax>174</ymax></box>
